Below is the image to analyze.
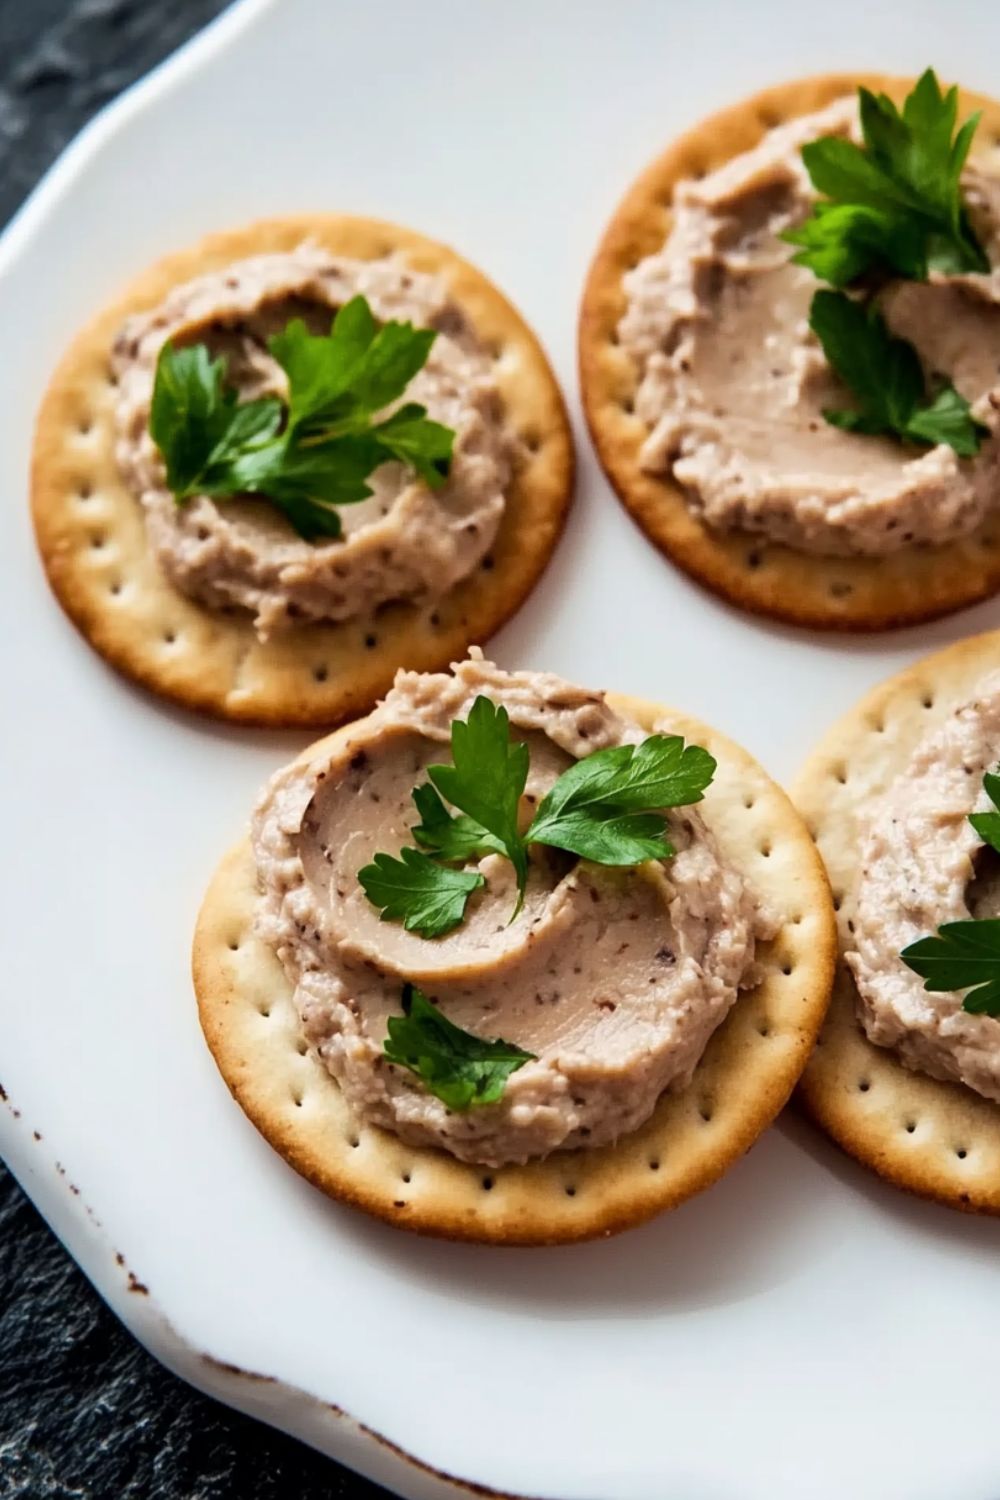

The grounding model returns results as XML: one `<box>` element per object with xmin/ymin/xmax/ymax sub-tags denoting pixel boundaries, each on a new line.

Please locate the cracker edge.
<box><xmin>793</xmin><ymin>628</ymin><xmax>1000</xmax><ymax>1214</ymax></box>
<box><xmin>32</xmin><ymin>215</ymin><xmax>575</xmax><ymax>727</ymax></box>
<box><xmin>579</xmin><ymin>74</ymin><xmax>1000</xmax><ymax>632</ymax></box>
<box><xmin>192</xmin><ymin>692</ymin><xmax>836</xmax><ymax>1246</ymax></box>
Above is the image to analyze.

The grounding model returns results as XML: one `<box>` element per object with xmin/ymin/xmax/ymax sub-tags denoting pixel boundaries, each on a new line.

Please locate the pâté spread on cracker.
<box><xmin>581</xmin><ymin>70</ymin><xmax>1000</xmax><ymax>629</ymax></box>
<box><xmin>33</xmin><ymin>218</ymin><xmax>573</xmax><ymax>724</ymax></box>
<box><xmin>194</xmin><ymin>654</ymin><xmax>834</xmax><ymax>1244</ymax></box>
<box><xmin>794</xmin><ymin>632</ymin><xmax>1000</xmax><ymax>1215</ymax></box>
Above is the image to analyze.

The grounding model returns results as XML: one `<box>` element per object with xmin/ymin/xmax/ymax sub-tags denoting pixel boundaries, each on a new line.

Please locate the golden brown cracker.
<box><xmin>32</xmin><ymin>216</ymin><xmax>573</xmax><ymax>726</ymax></box>
<box><xmin>579</xmin><ymin>75</ymin><xmax>1000</xmax><ymax>631</ymax></box>
<box><xmin>193</xmin><ymin>692</ymin><xmax>835</xmax><ymax>1245</ymax></box>
<box><xmin>793</xmin><ymin>631</ymin><xmax>1000</xmax><ymax>1212</ymax></box>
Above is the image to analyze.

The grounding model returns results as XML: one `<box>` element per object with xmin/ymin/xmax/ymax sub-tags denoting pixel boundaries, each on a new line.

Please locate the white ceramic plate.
<box><xmin>4</xmin><ymin>2</ymin><xmax>1000</xmax><ymax>1496</ymax></box>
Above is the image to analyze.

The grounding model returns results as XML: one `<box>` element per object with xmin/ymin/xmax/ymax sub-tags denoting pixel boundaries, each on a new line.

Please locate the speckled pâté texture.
<box><xmin>0</xmin><ymin>2</ymin><xmax>387</xmax><ymax>1494</ymax></box>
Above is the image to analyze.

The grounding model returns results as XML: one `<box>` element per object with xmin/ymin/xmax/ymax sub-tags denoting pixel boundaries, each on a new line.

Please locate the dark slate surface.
<box><xmin>0</xmin><ymin>5</ymin><xmax>390</xmax><ymax>1496</ymax></box>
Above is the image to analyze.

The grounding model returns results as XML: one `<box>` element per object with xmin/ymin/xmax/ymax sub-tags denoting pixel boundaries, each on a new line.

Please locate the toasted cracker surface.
<box><xmin>793</xmin><ymin>632</ymin><xmax>1000</xmax><ymax>1213</ymax></box>
<box><xmin>193</xmin><ymin>692</ymin><xmax>835</xmax><ymax>1245</ymax></box>
<box><xmin>579</xmin><ymin>75</ymin><xmax>1000</xmax><ymax>632</ymax></box>
<box><xmin>32</xmin><ymin>216</ymin><xmax>573</xmax><ymax>726</ymax></box>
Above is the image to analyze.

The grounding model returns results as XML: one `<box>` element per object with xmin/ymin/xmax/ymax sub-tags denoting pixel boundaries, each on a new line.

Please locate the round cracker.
<box><xmin>579</xmin><ymin>75</ymin><xmax>1000</xmax><ymax>632</ymax></box>
<box><xmin>793</xmin><ymin>631</ymin><xmax>1000</xmax><ymax>1213</ymax></box>
<box><xmin>32</xmin><ymin>216</ymin><xmax>573</xmax><ymax>726</ymax></box>
<box><xmin>193</xmin><ymin>692</ymin><xmax>835</xmax><ymax>1245</ymax></box>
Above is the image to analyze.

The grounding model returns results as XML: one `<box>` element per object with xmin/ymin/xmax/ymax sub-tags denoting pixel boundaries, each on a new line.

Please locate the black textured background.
<box><xmin>0</xmin><ymin>5</ymin><xmax>388</xmax><ymax>1496</ymax></box>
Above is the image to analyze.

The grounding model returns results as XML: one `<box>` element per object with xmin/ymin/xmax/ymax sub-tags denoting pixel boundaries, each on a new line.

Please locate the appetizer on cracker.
<box><xmin>794</xmin><ymin>632</ymin><xmax>1000</xmax><ymax>1214</ymax></box>
<box><xmin>194</xmin><ymin>654</ymin><xmax>834</xmax><ymax>1243</ymax></box>
<box><xmin>33</xmin><ymin>218</ymin><xmax>572</xmax><ymax>724</ymax></box>
<box><xmin>581</xmin><ymin>71</ymin><xmax>1000</xmax><ymax>629</ymax></box>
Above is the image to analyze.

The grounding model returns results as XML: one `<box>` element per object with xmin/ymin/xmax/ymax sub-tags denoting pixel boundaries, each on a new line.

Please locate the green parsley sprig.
<box><xmin>969</xmin><ymin>769</ymin><xmax>1000</xmax><ymax>851</ymax></box>
<box><xmin>419</xmin><ymin>696</ymin><xmax>531</xmax><ymax>916</ymax></box>
<box><xmin>383</xmin><ymin>983</ymin><xmax>535</xmax><ymax>1110</ymax></box>
<box><xmin>901</xmin><ymin>766</ymin><xmax>1000</xmax><ymax>1016</ymax></box>
<box><xmin>353</xmin><ymin>848</ymin><xmax>485</xmax><ymax>941</ymax></box>
<box><xmin>902</xmin><ymin>921</ymin><xmax>1000</xmax><ymax>1016</ymax></box>
<box><xmin>784</xmin><ymin>69</ymin><xmax>988</xmax><ymax>285</ymax></box>
<box><xmin>150</xmin><ymin>295</ymin><xmax>455</xmax><ymax>540</ymax></box>
<box><xmin>358</xmin><ymin>695</ymin><xmax>716</xmax><ymax>940</ymax></box>
<box><xmin>780</xmin><ymin>71</ymin><xmax>991</xmax><ymax>460</ymax></box>
<box><xmin>809</xmin><ymin>290</ymin><xmax>987</xmax><ymax>457</ymax></box>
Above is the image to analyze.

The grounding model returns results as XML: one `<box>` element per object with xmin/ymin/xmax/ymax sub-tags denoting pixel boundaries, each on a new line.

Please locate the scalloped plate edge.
<box><xmin>0</xmin><ymin>3</ymin><xmax>529</xmax><ymax>1492</ymax></box>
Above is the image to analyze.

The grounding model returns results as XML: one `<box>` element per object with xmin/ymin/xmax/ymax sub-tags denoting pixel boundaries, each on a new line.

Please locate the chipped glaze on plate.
<box><xmin>2</xmin><ymin>2</ymin><xmax>1000</xmax><ymax>1496</ymax></box>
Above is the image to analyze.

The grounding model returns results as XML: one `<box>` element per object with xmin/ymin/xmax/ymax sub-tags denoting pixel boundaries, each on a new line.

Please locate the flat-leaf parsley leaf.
<box><xmin>360</xmin><ymin>696</ymin><xmax>717</xmax><ymax>936</ymax></box>
<box><xmin>383</xmin><ymin>984</ymin><xmax>535</xmax><ymax>1110</ymax></box>
<box><xmin>357</xmin><ymin>847</ymin><xmax>484</xmax><ymax>940</ymax></box>
<box><xmin>968</xmin><ymin>768</ymin><xmax>1000</xmax><ymax>855</ymax></box>
<box><xmin>527</xmin><ymin>735</ymin><xmax>716</xmax><ymax>864</ymax></box>
<box><xmin>901</xmin><ymin>921</ymin><xmax>1000</xmax><ymax>1016</ymax></box>
<box><xmin>784</xmin><ymin>69</ymin><xmax>988</xmax><ymax>284</ymax></box>
<box><xmin>900</xmin><ymin>764</ymin><xmax>1000</xmax><ymax>1016</ymax></box>
<box><xmin>426</xmin><ymin>697</ymin><xmax>531</xmax><ymax>914</ymax></box>
<box><xmin>150</xmin><ymin>295</ymin><xmax>455</xmax><ymax>541</ymax></box>
<box><xmin>809</xmin><ymin>289</ymin><xmax>987</xmax><ymax>457</ymax></box>
<box><xmin>410</xmin><ymin>783</ymin><xmax>506</xmax><ymax>864</ymax></box>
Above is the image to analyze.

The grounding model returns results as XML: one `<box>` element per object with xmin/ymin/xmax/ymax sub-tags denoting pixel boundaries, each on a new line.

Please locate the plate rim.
<box><xmin>0</xmin><ymin>1</ymin><xmax>519</xmax><ymax>1493</ymax></box>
